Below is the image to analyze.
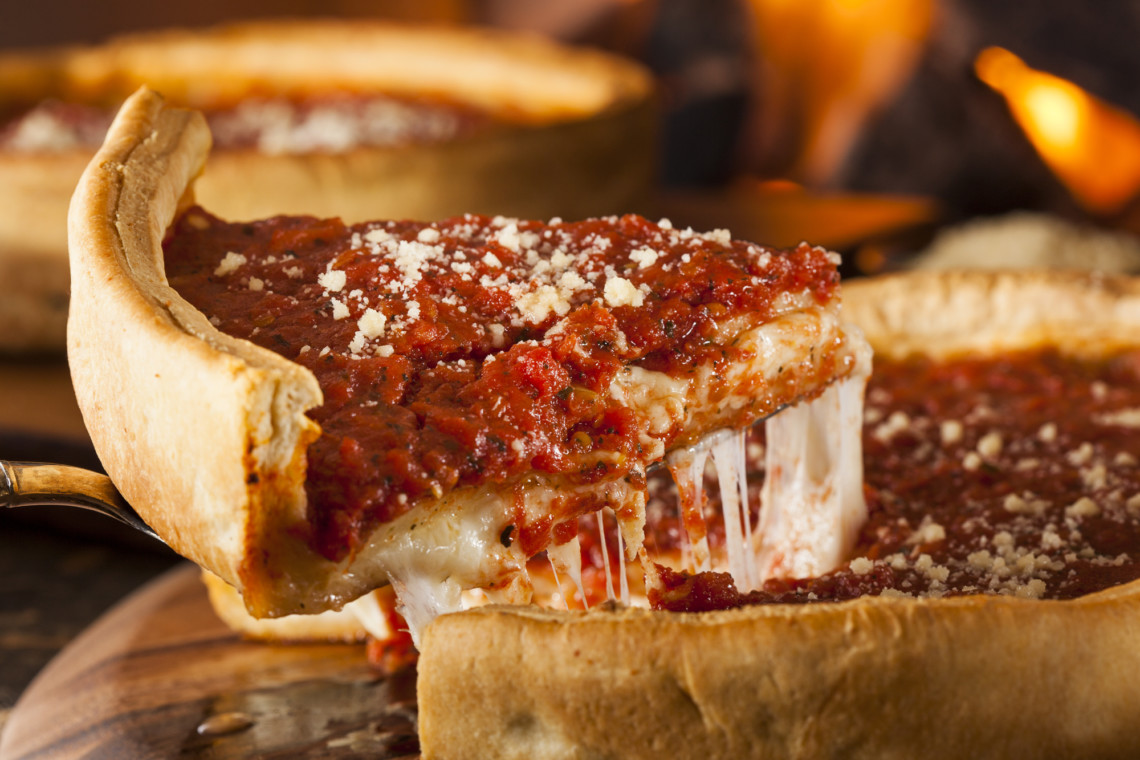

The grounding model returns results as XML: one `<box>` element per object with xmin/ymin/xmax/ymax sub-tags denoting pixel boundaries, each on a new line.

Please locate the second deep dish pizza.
<box><xmin>1</xmin><ymin>19</ymin><xmax>652</xmax><ymax>351</ymax></box>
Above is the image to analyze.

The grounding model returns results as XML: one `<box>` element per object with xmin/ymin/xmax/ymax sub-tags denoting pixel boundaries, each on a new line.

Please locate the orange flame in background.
<box><xmin>976</xmin><ymin>47</ymin><xmax>1140</xmax><ymax>216</ymax></box>
<box><xmin>744</xmin><ymin>0</ymin><xmax>934</xmax><ymax>186</ymax></box>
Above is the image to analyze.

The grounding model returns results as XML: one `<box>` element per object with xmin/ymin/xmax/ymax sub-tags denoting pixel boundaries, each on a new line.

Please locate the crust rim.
<box><xmin>67</xmin><ymin>88</ymin><xmax>326</xmax><ymax>615</ymax></box>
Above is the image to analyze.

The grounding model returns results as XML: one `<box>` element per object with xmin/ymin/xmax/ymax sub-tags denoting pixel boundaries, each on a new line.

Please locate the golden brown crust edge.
<box><xmin>66</xmin><ymin>88</ymin><xmax>326</xmax><ymax>616</ymax></box>
<box><xmin>57</xmin><ymin>19</ymin><xmax>650</xmax><ymax>118</ymax></box>
<box><xmin>418</xmin><ymin>270</ymin><xmax>1140</xmax><ymax>760</ymax></box>
<box><xmin>843</xmin><ymin>268</ymin><xmax>1140</xmax><ymax>359</ymax></box>
<box><xmin>421</xmin><ymin>594</ymin><xmax>1140</xmax><ymax>760</ymax></box>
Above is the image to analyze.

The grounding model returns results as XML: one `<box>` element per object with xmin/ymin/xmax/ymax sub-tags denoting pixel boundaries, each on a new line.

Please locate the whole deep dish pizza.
<box><xmin>67</xmin><ymin>88</ymin><xmax>1140</xmax><ymax>758</ymax></box>
<box><xmin>417</xmin><ymin>270</ymin><xmax>1140</xmax><ymax>759</ymax></box>
<box><xmin>1</xmin><ymin>19</ymin><xmax>652</xmax><ymax>351</ymax></box>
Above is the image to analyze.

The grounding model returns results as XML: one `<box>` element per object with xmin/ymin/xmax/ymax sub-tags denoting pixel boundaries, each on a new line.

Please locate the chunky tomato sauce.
<box><xmin>164</xmin><ymin>208</ymin><xmax>838</xmax><ymax>561</ymax></box>
<box><xmin>0</xmin><ymin>94</ymin><xmax>491</xmax><ymax>153</ymax></box>
<box><xmin>651</xmin><ymin>348</ymin><xmax>1140</xmax><ymax>611</ymax></box>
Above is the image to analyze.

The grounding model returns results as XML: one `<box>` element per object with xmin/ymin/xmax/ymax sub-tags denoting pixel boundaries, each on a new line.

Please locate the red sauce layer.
<box><xmin>650</xmin><ymin>348</ymin><xmax>1140</xmax><ymax>611</ymax></box>
<box><xmin>0</xmin><ymin>94</ymin><xmax>491</xmax><ymax>153</ymax></box>
<box><xmin>164</xmin><ymin>209</ymin><xmax>838</xmax><ymax>561</ymax></box>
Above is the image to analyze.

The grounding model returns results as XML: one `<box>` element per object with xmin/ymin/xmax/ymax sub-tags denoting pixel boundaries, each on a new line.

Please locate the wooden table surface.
<box><xmin>0</xmin><ymin>502</ymin><xmax>180</xmax><ymax>743</ymax></box>
<box><xmin>0</xmin><ymin>565</ymin><xmax>419</xmax><ymax>759</ymax></box>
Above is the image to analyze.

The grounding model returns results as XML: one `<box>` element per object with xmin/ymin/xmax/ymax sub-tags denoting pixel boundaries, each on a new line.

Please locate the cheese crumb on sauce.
<box><xmin>1065</xmin><ymin>497</ymin><xmax>1101</xmax><ymax>518</ymax></box>
<box><xmin>603</xmin><ymin>277</ymin><xmax>644</xmax><ymax>308</ymax></box>
<box><xmin>318</xmin><ymin>267</ymin><xmax>347</xmax><ymax>293</ymax></box>
<box><xmin>940</xmin><ymin>419</ymin><xmax>963</xmax><ymax>445</ymax></box>
<box><xmin>629</xmin><ymin>246</ymin><xmax>659</xmax><ymax>269</ymax></box>
<box><xmin>1095</xmin><ymin>408</ymin><xmax>1140</xmax><ymax>428</ymax></box>
<box><xmin>977</xmin><ymin>431</ymin><xmax>1003</xmax><ymax>457</ymax></box>
<box><xmin>214</xmin><ymin>251</ymin><xmax>247</xmax><ymax>276</ymax></box>
<box><xmin>873</xmin><ymin>411</ymin><xmax>910</xmax><ymax>442</ymax></box>
<box><xmin>516</xmin><ymin>284</ymin><xmax>573</xmax><ymax>324</ymax></box>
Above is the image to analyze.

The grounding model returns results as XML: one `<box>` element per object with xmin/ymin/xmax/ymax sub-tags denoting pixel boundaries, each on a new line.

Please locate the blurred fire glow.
<box><xmin>744</xmin><ymin>0</ymin><xmax>934</xmax><ymax>185</ymax></box>
<box><xmin>976</xmin><ymin>46</ymin><xmax>1140</xmax><ymax>216</ymax></box>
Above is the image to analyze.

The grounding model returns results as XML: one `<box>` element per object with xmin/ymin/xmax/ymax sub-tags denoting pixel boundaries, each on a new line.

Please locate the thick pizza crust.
<box><xmin>67</xmin><ymin>89</ymin><xmax>329</xmax><ymax>616</ymax></box>
<box><xmin>3</xmin><ymin>19</ymin><xmax>653</xmax><ymax>351</ymax></box>
<box><xmin>421</xmin><ymin>592</ymin><xmax>1140</xmax><ymax>760</ymax></box>
<box><xmin>417</xmin><ymin>269</ymin><xmax>1140</xmax><ymax>760</ymax></box>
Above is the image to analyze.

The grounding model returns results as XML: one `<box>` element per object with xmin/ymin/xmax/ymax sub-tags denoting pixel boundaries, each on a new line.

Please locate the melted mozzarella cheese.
<box><xmin>616</xmin><ymin>514</ymin><xmax>631</xmax><ymax>605</ymax></box>
<box><xmin>345</xmin><ymin>471</ymin><xmax>647</xmax><ymax>646</ymax></box>
<box><xmin>711</xmin><ymin>429</ymin><xmax>756</xmax><ymax>591</ymax></box>
<box><xmin>755</xmin><ymin>347</ymin><xmax>871</xmax><ymax>580</ymax></box>
<box><xmin>547</xmin><ymin>535</ymin><xmax>587</xmax><ymax>609</ymax></box>
<box><xmin>667</xmin><ymin>444</ymin><xmax>712</xmax><ymax>573</ymax></box>
<box><xmin>596</xmin><ymin>511</ymin><xmax>617</xmax><ymax>601</ymax></box>
<box><xmin>347</xmin><ymin>590</ymin><xmax>395</xmax><ymax>640</ymax></box>
<box><xmin>658</xmin><ymin>324</ymin><xmax>870</xmax><ymax>592</ymax></box>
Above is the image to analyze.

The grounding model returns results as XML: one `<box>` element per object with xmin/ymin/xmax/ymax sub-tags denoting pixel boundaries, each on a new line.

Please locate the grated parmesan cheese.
<box><xmin>940</xmin><ymin>419</ymin><xmax>963</xmax><ymax>444</ymax></box>
<box><xmin>1065</xmin><ymin>497</ymin><xmax>1101</xmax><ymax>518</ymax></box>
<box><xmin>357</xmin><ymin>308</ymin><xmax>387</xmax><ymax>339</ymax></box>
<box><xmin>1095</xmin><ymin>408</ymin><xmax>1140</xmax><ymax>428</ymax></box>
<box><xmin>214</xmin><ymin>251</ymin><xmax>247</xmax><ymax>276</ymax></box>
<box><xmin>318</xmin><ymin>267</ymin><xmax>347</xmax><ymax>293</ymax></box>
<box><xmin>629</xmin><ymin>246</ymin><xmax>660</xmax><ymax>269</ymax></box>
<box><xmin>516</xmin><ymin>284</ymin><xmax>573</xmax><ymax>324</ymax></box>
<box><xmin>977</xmin><ymin>431</ymin><xmax>1003</xmax><ymax>457</ymax></box>
<box><xmin>603</xmin><ymin>277</ymin><xmax>644</xmax><ymax>308</ymax></box>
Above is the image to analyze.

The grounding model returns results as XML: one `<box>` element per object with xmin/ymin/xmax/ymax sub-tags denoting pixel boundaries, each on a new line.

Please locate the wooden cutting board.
<box><xmin>0</xmin><ymin>564</ymin><xmax>421</xmax><ymax>759</ymax></box>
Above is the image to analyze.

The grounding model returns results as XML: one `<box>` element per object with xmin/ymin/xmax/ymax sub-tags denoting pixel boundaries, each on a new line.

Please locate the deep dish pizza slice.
<box><xmin>68</xmin><ymin>88</ymin><xmax>869</xmax><ymax>642</ymax></box>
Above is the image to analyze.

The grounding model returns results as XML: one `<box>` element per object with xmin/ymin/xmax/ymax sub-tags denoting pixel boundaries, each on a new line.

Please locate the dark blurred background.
<box><xmin>5</xmin><ymin>0</ymin><xmax>1140</xmax><ymax>228</ymax></box>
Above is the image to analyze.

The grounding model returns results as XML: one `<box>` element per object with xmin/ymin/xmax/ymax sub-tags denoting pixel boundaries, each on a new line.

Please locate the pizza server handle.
<box><xmin>0</xmin><ymin>460</ymin><xmax>164</xmax><ymax>544</ymax></box>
